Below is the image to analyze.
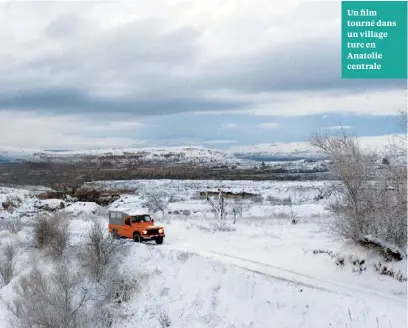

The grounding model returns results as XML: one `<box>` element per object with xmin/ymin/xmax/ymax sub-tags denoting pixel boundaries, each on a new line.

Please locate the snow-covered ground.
<box><xmin>0</xmin><ymin>180</ymin><xmax>406</xmax><ymax>328</ymax></box>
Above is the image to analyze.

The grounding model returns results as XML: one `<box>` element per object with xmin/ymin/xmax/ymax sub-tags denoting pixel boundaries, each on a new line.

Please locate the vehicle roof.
<box><xmin>110</xmin><ymin>208</ymin><xmax>150</xmax><ymax>216</ymax></box>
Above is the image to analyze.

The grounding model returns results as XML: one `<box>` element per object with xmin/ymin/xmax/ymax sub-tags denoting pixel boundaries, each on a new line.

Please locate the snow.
<box><xmin>229</xmin><ymin>134</ymin><xmax>406</xmax><ymax>159</ymax></box>
<box><xmin>110</xmin><ymin>208</ymin><xmax>151</xmax><ymax>216</ymax></box>
<box><xmin>1</xmin><ymin>134</ymin><xmax>404</xmax><ymax>167</ymax></box>
<box><xmin>62</xmin><ymin>201</ymin><xmax>103</xmax><ymax>216</ymax></box>
<box><xmin>1</xmin><ymin>145</ymin><xmax>250</xmax><ymax>167</ymax></box>
<box><xmin>0</xmin><ymin>180</ymin><xmax>406</xmax><ymax>328</ymax></box>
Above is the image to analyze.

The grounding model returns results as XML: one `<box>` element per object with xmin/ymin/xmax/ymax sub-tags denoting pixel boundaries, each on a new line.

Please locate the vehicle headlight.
<box><xmin>142</xmin><ymin>230</ymin><xmax>147</xmax><ymax>234</ymax></box>
<box><xmin>158</xmin><ymin>228</ymin><xmax>164</xmax><ymax>234</ymax></box>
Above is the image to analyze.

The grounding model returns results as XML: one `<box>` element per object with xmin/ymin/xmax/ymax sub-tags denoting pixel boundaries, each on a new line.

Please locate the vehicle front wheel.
<box><xmin>155</xmin><ymin>237</ymin><xmax>164</xmax><ymax>245</ymax></box>
<box><xmin>133</xmin><ymin>233</ymin><xmax>142</xmax><ymax>243</ymax></box>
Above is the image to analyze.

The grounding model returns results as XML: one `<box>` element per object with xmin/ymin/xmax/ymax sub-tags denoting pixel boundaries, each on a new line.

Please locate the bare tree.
<box><xmin>229</xmin><ymin>198</ymin><xmax>251</xmax><ymax>224</ymax></box>
<box><xmin>311</xmin><ymin>127</ymin><xmax>407</xmax><ymax>252</ymax></box>
<box><xmin>7</xmin><ymin>262</ymin><xmax>92</xmax><ymax>328</ymax></box>
<box><xmin>0</xmin><ymin>244</ymin><xmax>16</xmax><ymax>286</ymax></box>
<box><xmin>79</xmin><ymin>220</ymin><xmax>129</xmax><ymax>282</ymax></box>
<box><xmin>34</xmin><ymin>213</ymin><xmax>69</xmax><ymax>257</ymax></box>
<box><xmin>143</xmin><ymin>191</ymin><xmax>169</xmax><ymax>217</ymax></box>
<box><xmin>206</xmin><ymin>188</ymin><xmax>226</xmax><ymax>221</ymax></box>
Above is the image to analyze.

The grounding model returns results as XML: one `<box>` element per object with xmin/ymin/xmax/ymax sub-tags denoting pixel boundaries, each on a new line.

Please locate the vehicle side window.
<box><xmin>131</xmin><ymin>216</ymin><xmax>150</xmax><ymax>223</ymax></box>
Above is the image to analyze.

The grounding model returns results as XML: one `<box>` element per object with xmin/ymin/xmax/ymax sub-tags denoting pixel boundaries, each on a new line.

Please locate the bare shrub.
<box><xmin>251</xmin><ymin>195</ymin><xmax>264</xmax><ymax>204</ymax></box>
<box><xmin>206</xmin><ymin>189</ymin><xmax>226</xmax><ymax>221</ymax></box>
<box><xmin>311</xmin><ymin>127</ymin><xmax>407</xmax><ymax>252</ymax></box>
<box><xmin>158</xmin><ymin>311</ymin><xmax>171</xmax><ymax>327</ymax></box>
<box><xmin>79</xmin><ymin>220</ymin><xmax>129</xmax><ymax>282</ymax></box>
<box><xmin>213</xmin><ymin>221</ymin><xmax>236</xmax><ymax>232</ymax></box>
<box><xmin>0</xmin><ymin>244</ymin><xmax>16</xmax><ymax>286</ymax></box>
<box><xmin>143</xmin><ymin>191</ymin><xmax>169</xmax><ymax>217</ymax></box>
<box><xmin>7</xmin><ymin>262</ymin><xmax>92</xmax><ymax>328</ymax></box>
<box><xmin>93</xmin><ymin>268</ymin><xmax>144</xmax><ymax>328</ymax></box>
<box><xmin>1</xmin><ymin>196</ymin><xmax>21</xmax><ymax>212</ymax></box>
<box><xmin>7</xmin><ymin>217</ymin><xmax>23</xmax><ymax>234</ymax></box>
<box><xmin>34</xmin><ymin>213</ymin><xmax>69</xmax><ymax>257</ymax></box>
<box><xmin>229</xmin><ymin>198</ymin><xmax>251</xmax><ymax>224</ymax></box>
<box><xmin>266</xmin><ymin>195</ymin><xmax>292</xmax><ymax>206</ymax></box>
<box><xmin>0</xmin><ymin>218</ymin><xmax>23</xmax><ymax>234</ymax></box>
<box><xmin>374</xmin><ymin>261</ymin><xmax>407</xmax><ymax>282</ymax></box>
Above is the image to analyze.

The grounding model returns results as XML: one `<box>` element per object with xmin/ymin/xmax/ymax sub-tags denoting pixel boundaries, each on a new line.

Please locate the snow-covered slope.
<box><xmin>0</xmin><ymin>181</ymin><xmax>406</xmax><ymax>328</ymax></box>
<box><xmin>15</xmin><ymin>146</ymin><xmax>249</xmax><ymax>166</ymax></box>
<box><xmin>0</xmin><ymin>134</ymin><xmax>404</xmax><ymax>165</ymax></box>
<box><xmin>229</xmin><ymin>134</ymin><xmax>405</xmax><ymax>160</ymax></box>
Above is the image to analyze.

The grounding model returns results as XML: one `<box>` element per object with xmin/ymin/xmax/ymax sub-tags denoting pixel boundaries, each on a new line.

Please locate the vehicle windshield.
<box><xmin>131</xmin><ymin>215</ymin><xmax>152</xmax><ymax>223</ymax></box>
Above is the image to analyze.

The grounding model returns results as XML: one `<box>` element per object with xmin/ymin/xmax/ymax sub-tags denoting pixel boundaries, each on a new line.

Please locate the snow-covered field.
<box><xmin>0</xmin><ymin>180</ymin><xmax>406</xmax><ymax>328</ymax></box>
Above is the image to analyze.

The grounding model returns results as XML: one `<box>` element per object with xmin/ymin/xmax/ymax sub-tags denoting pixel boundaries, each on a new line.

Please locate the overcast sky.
<box><xmin>0</xmin><ymin>0</ymin><xmax>406</xmax><ymax>150</ymax></box>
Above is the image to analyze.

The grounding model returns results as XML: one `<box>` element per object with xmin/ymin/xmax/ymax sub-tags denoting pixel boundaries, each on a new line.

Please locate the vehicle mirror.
<box><xmin>152</xmin><ymin>219</ymin><xmax>154</xmax><ymax>224</ymax></box>
<box><xmin>125</xmin><ymin>218</ymin><xmax>130</xmax><ymax>226</ymax></box>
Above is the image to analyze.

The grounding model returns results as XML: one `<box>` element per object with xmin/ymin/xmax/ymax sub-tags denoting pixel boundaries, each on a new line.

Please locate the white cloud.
<box><xmin>326</xmin><ymin>125</ymin><xmax>353</xmax><ymax>130</ymax></box>
<box><xmin>0</xmin><ymin>111</ymin><xmax>146</xmax><ymax>149</ymax></box>
<box><xmin>221</xmin><ymin>123</ymin><xmax>238</xmax><ymax>128</ymax></box>
<box><xmin>0</xmin><ymin>0</ymin><xmax>405</xmax><ymax>149</ymax></box>
<box><xmin>246</xmin><ymin>89</ymin><xmax>407</xmax><ymax>117</ymax></box>
<box><xmin>202</xmin><ymin>140</ymin><xmax>238</xmax><ymax>144</ymax></box>
<box><xmin>257</xmin><ymin>122</ymin><xmax>280</xmax><ymax>128</ymax></box>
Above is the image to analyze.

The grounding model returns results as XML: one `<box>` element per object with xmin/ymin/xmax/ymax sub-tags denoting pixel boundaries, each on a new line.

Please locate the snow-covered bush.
<box><xmin>311</xmin><ymin>127</ymin><xmax>407</xmax><ymax>253</ymax></box>
<box><xmin>143</xmin><ymin>191</ymin><xmax>169</xmax><ymax>217</ymax></box>
<box><xmin>6</xmin><ymin>262</ymin><xmax>93</xmax><ymax>328</ymax></box>
<box><xmin>0</xmin><ymin>218</ymin><xmax>23</xmax><ymax>234</ymax></box>
<box><xmin>78</xmin><ymin>220</ymin><xmax>130</xmax><ymax>282</ymax></box>
<box><xmin>34</xmin><ymin>213</ymin><xmax>69</xmax><ymax>257</ymax></box>
<box><xmin>0</xmin><ymin>244</ymin><xmax>16</xmax><ymax>286</ymax></box>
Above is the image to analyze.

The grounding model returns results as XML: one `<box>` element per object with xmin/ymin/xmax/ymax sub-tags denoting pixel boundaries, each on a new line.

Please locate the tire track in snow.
<box><xmin>160</xmin><ymin>244</ymin><xmax>406</xmax><ymax>306</ymax></box>
<box><xmin>209</xmin><ymin>251</ymin><xmax>405</xmax><ymax>305</ymax></box>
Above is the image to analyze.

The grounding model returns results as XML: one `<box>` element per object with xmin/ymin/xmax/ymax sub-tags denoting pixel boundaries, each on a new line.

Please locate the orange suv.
<box><xmin>108</xmin><ymin>210</ymin><xmax>165</xmax><ymax>244</ymax></box>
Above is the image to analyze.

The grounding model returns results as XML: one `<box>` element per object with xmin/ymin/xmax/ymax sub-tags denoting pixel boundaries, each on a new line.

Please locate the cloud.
<box><xmin>246</xmin><ymin>89</ymin><xmax>407</xmax><ymax>117</ymax></box>
<box><xmin>326</xmin><ymin>125</ymin><xmax>353</xmax><ymax>130</ymax></box>
<box><xmin>1</xmin><ymin>0</ymin><xmax>404</xmax><ymax>119</ymax></box>
<box><xmin>0</xmin><ymin>0</ymin><xmax>406</xmax><ymax>149</ymax></box>
<box><xmin>202</xmin><ymin>140</ymin><xmax>238</xmax><ymax>144</ymax></box>
<box><xmin>257</xmin><ymin>122</ymin><xmax>280</xmax><ymax>128</ymax></box>
<box><xmin>221</xmin><ymin>123</ymin><xmax>238</xmax><ymax>128</ymax></box>
<box><xmin>0</xmin><ymin>111</ymin><xmax>146</xmax><ymax>149</ymax></box>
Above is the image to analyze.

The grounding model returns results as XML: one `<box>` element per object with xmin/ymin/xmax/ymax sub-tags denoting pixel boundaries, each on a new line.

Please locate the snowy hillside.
<box><xmin>1</xmin><ymin>134</ymin><xmax>404</xmax><ymax>166</ymax></box>
<box><xmin>229</xmin><ymin>134</ymin><xmax>405</xmax><ymax>161</ymax></box>
<box><xmin>0</xmin><ymin>146</ymin><xmax>251</xmax><ymax>167</ymax></box>
<box><xmin>0</xmin><ymin>180</ymin><xmax>406</xmax><ymax>328</ymax></box>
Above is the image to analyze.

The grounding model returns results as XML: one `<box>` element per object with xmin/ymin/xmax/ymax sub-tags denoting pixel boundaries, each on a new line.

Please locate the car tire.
<box><xmin>155</xmin><ymin>237</ymin><xmax>164</xmax><ymax>245</ymax></box>
<box><xmin>133</xmin><ymin>233</ymin><xmax>142</xmax><ymax>243</ymax></box>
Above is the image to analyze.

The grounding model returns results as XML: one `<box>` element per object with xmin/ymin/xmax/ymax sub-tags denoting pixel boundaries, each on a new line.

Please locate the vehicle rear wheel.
<box><xmin>155</xmin><ymin>237</ymin><xmax>164</xmax><ymax>245</ymax></box>
<box><xmin>133</xmin><ymin>233</ymin><xmax>142</xmax><ymax>243</ymax></box>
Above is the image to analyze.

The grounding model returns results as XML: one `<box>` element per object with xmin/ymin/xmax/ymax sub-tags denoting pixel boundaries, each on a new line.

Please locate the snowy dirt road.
<box><xmin>148</xmin><ymin>219</ymin><xmax>407</xmax><ymax>310</ymax></box>
<box><xmin>159</xmin><ymin>243</ymin><xmax>405</xmax><ymax>305</ymax></box>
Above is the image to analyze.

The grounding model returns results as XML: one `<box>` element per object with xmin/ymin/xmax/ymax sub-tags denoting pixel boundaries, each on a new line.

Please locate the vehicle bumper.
<box><xmin>141</xmin><ymin>234</ymin><xmax>165</xmax><ymax>240</ymax></box>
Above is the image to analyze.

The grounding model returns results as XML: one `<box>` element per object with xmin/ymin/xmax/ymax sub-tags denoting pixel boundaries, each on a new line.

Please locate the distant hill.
<box><xmin>228</xmin><ymin>134</ymin><xmax>405</xmax><ymax>162</ymax></box>
<box><xmin>0</xmin><ymin>134</ymin><xmax>404</xmax><ymax>166</ymax></box>
<box><xmin>0</xmin><ymin>155</ymin><xmax>12</xmax><ymax>163</ymax></box>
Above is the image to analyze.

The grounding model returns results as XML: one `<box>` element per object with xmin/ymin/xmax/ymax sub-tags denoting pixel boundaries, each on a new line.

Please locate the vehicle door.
<box><xmin>122</xmin><ymin>217</ymin><xmax>132</xmax><ymax>238</ymax></box>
